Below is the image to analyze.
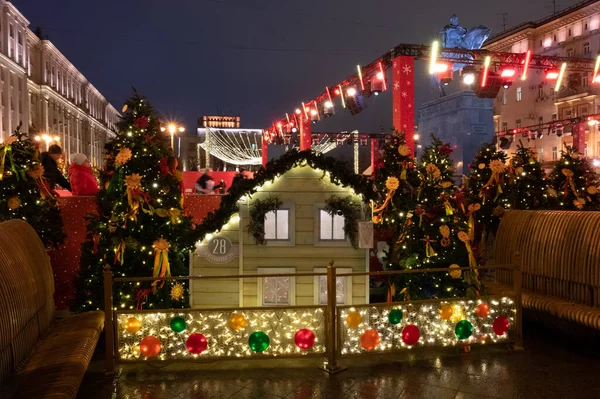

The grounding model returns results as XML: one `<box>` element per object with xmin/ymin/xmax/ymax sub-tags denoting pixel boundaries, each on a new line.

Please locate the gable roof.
<box><xmin>197</xmin><ymin>149</ymin><xmax>375</xmax><ymax>239</ymax></box>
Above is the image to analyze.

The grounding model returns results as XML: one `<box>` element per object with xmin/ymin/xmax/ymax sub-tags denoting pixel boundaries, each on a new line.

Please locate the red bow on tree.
<box><xmin>439</xmin><ymin>145</ymin><xmax>453</xmax><ymax>156</ymax></box>
<box><xmin>134</xmin><ymin>115</ymin><xmax>149</xmax><ymax>129</ymax></box>
<box><xmin>158</xmin><ymin>157</ymin><xmax>171</xmax><ymax>176</ymax></box>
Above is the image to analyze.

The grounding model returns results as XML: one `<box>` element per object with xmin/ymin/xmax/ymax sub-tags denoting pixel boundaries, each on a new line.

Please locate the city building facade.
<box><xmin>0</xmin><ymin>1</ymin><xmax>118</xmax><ymax>166</ymax></box>
<box><xmin>484</xmin><ymin>0</ymin><xmax>600</xmax><ymax>166</ymax></box>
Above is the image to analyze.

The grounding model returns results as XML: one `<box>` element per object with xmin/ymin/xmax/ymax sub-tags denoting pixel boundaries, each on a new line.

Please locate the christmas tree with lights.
<box><xmin>390</xmin><ymin>136</ymin><xmax>483</xmax><ymax>301</ymax></box>
<box><xmin>548</xmin><ymin>145</ymin><xmax>600</xmax><ymax>210</ymax></box>
<box><xmin>370</xmin><ymin>130</ymin><xmax>419</xmax><ymax>265</ymax></box>
<box><xmin>506</xmin><ymin>141</ymin><xmax>549</xmax><ymax>210</ymax></box>
<box><xmin>465</xmin><ymin>142</ymin><xmax>509</xmax><ymax>244</ymax></box>
<box><xmin>72</xmin><ymin>91</ymin><xmax>197</xmax><ymax>312</ymax></box>
<box><xmin>0</xmin><ymin>124</ymin><xmax>65</xmax><ymax>248</ymax></box>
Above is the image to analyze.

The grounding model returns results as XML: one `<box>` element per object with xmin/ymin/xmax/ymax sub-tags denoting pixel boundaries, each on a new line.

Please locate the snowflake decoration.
<box><xmin>408</xmin><ymin>104</ymin><xmax>413</xmax><ymax>109</ymax></box>
<box><xmin>394</xmin><ymin>81</ymin><xmax>400</xmax><ymax>90</ymax></box>
<box><xmin>401</xmin><ymin>91</ymin><xmax>408</xmax><ymax>98</ymax></box>
<box><xmin>403</xmin><ymin>65</ymin><xmax>412</xmax><ymax>74</ymax></box>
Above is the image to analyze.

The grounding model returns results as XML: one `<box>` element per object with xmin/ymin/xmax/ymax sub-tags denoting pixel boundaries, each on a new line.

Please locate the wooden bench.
<box><xmin>0</xmin><ymin>219</ymin><xmax>105</xmax><ymax>398</ymax></box>
<box><xmin>492</xmin><ymin>210</ymin><xmax>600</xmax><ymax>338</ymax></box>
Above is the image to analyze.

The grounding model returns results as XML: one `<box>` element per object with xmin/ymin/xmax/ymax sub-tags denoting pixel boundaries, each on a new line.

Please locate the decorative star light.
<box><xmin>403</xmin><ymin>65</ymin><xmax>412</xmax><ymax>74</ymax></box>
<box><xmin>402</xmin><ymin>91</ymin><xmax>408</xmax><ymax>98</ymax></box>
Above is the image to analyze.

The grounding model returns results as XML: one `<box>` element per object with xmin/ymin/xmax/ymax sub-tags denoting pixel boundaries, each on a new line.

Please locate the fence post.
<box><xmin>103</xmin><ymin>264</ymin><xmax>116</xmax><ymax>376</ymax></box>
<box><xmin>323</xmin><ymin>262</ymin><xmax>346</xmax><ymax>373</ymax></box>
<box><xmin>513</xmin><ymin>252</ymin><xmax>524</xmax><ymax>351</ymax></box>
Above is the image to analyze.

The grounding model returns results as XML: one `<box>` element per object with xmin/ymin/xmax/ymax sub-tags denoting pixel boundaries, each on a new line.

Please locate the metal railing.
<box><xmin>103</xmin><ymin>261</ymin><xmax>522</xmax><ymax>375</ymax></box>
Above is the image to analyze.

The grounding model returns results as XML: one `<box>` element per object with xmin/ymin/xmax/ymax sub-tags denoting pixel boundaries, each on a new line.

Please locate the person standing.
<box><xmin>194</xmin><ymin>168</ymin><xmax>215</xmax><ymax>194</ymax></box>
<box><xmin>68</xmin><ymin>153</ymin><xmax>99</xmax><ymax>196</ymax></box>
<box><xmin>41</xmin><ymin>144</ymin><xmax>71</xmax><ymax>191</ymax></box>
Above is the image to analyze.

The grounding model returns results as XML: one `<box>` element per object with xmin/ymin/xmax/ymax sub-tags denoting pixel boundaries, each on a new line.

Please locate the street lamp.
<box><xmin>35</xmin><ymin>133</ymin><xmax>59</xmax><ymax>151</ymax></box>
<box><xmin>161</xmin><ymin>123</ymin><xmax>185</xmax><ymax>149</ymax></box>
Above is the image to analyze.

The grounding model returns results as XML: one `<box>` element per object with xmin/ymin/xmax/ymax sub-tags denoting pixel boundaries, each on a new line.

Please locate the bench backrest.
<box><xmin>495</xmin><ymin>210</ymin><xmax>600</xmax><ymax>307</ymax></box>
<box><xmin>0</xmin><ymin>219</ymin><xmax>55</xmax><ymax>385</ymax></box>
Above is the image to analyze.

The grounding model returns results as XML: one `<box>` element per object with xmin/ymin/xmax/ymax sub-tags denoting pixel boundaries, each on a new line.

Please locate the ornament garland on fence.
<box><xmin>324</xmin><ymin>195</ymin><xmax>362</xmax><ymax>248</ymax></box>
<box><xmin>198</xmin><ymin>150</ymin><xmax>375</xmax><ymax>241</ymax></box>
<box><xmin>248</xmin><ymin>195</ymin><xmax>282</xmax><ymax>245</ymax></box>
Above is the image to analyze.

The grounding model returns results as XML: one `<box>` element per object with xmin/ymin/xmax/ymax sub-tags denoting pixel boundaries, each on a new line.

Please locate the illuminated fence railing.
<box><xmin>116</xmin><ymin>307</ymin><xmax>326</xmax><ymax>362</ymax></box>
<box><xmin>338</xmin><ymin>297</ymin><xmax>516</xmax><ymax>356</ymax></box>
<box><xmin>103</xmin><ymin>263</ymin><xmax>522</xmax><ymax>374</ymax></box>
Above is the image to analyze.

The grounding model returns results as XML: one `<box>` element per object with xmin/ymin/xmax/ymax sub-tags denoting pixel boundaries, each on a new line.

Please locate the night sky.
<box><xmin>16</xmin><ymin>0</ymin><xmax>581</xmax><ymax>133</ymax></box>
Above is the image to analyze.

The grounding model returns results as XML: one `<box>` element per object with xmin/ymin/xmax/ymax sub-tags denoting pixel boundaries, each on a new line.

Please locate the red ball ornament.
<box><xmin>294</xmin><ymin>329</ymin><xmax>315</xmax><ymax>350</ymax></box>
<box><xmin>186</xmin><ymin>333</ymin><xmax>208</xmax><ymax>354</ymax></box>
<box><xmin>401</xmin><ymin>325</ymin><xmax>420</xmax><ymax>346</ymax></box>
<box><xmin>139</xmin><ymin>336</ymin><xmax>161</xmax><ymax>358</ymax></box>
<box><xmin>360</xmin><ymin>329</ymin><xmax>381</xmax><ymax>351</ymax></box>
<box><xmin>493</xmin><ymin>316</ymin><xmax>510</xmax><ymax>336</ymax></box>
<box><xmin>476</xmin><ymin>303</ymin><xmax>490</xmax><ymax>318</ymax></box>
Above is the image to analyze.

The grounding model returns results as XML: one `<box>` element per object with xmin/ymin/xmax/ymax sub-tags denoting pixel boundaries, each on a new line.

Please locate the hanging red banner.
<box><xmin>392</xmin><ymin>56</ymin><xmax>415</xmax><ymax>153</ymax></box>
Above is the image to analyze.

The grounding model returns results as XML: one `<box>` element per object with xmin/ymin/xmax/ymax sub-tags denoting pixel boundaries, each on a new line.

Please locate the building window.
<box><xmin>552</xmin><ymin>113</ymin><xmax>558</xmax><ymax>120</ymax></box>
<box><xmin>516</xmin><ymin>87</ymin><xmax>522</xmax><ymax>101</ymax></box>
<box><xmin>552</xmin><ymin>147</ymin><xmax>558</xmax><ymax>161</ymax></box>
<box><xmin>538</xmin><ymin>87</ymin><xmax>544</xmax><ymax>99</ymax></box>
<box><xmin>554</xmin><ymin>34</ymin><xmax>557</xmax><ymax>42</ymax></box>
<box><xmin>583</xmin><ymin>74</ymin><xmax>589</xmax><ymax>87</ymax></box>
<box><xmin>17</xmin><ymin>31</ymin><xmax>22</xmax><ymax>45</ymax></box>
<box><xmin>567</xmin><ymin>48</ymin><xmax>574</xmax><ymax>57</ymax></box>
<box><xmin>257</xmin><ymin>268</ymin><xmax>295</xmax><ymax>306</ymax></box>
<box><xmin>539</xmin><ymin>40</ymin><xmax>542</xmax><ymax>47</ymax></box>
<box><xmin>9</xmin><ymin>24</ymin><xmax>13</xmax><ymax>38</ymax></box>
<box><xmin>538</xmin><ymin>116</ymin><xmax>544</xmax><ymax>124</ymax></box>
<box><xmin>516</xmin><ymin>119</ymin><xmax>522</xmax><ymax>128</ymax></box>
<box><xmin>565</xmin><ymin>109</ymin><xmax>572</xmax><ymax>118</ymax></box>
<box><xmin>581</xmin><ymin>106</ymin><xmax>589</xmax><ymax>116</ymax></box>
<box><xmin>503</xmin><ymin>90</ymin><xmax>508</xmax><ymax>105</ymax></box>
<box><xmin>264</xmin><ymin>209</ymin><xmax>290</xmax><ymax>240</ymax></box>
<box><xmin>584</xmin><ymin>43</ymin><xmax>590</xmax><ymax>55</ymax></box>
<box><xmin>314</xmin><ymin>267</ymin><xmax>352</xmax><ymax>305</ymax></box>
<box><xmin>502</xmin><ymin>121</ymin><xmax>508</xmax><ymax>131</ymax></box>
<box><xmin>585</xmin><ymin>142</ymin><xmax>589</xmax><ymax>157</ymax></box>
<box><xmin>568</xmin><ymin>28</ymin><xmax>572</xmax><ymax>37</ymax></box>
<box><xmin>319</xmin><ymin>210</ymin><xmax>345</xmax><ymax>240</ymax></box>
<box><xmin>539</xmin><ymin>148</ymin><xmax>544</xmax><ymax>162</ymax></box>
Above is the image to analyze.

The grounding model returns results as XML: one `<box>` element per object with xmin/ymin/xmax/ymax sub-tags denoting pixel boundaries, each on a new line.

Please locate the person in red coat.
<box><xmin>68</xmin><ymin>153</ymin><xmax>99</xmax><ymax>196</ymax></box>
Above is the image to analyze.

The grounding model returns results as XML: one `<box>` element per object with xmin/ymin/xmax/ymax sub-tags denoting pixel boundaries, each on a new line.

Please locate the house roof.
<box><xmin>197</xmin><ymin>149</ymin><xmax>375</xmax><ymax>239</ymax></box>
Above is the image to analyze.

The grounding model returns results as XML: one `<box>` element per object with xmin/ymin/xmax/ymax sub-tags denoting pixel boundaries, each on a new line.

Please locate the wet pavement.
<box><xmin>78</xmin><ymin>325</ymin><xmax>600</xmax><ymax>399</ymax></box>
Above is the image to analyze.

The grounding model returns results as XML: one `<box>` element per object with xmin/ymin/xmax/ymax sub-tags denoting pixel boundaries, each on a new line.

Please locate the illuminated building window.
<box><xmin>257</xmin><ymin>267</ymin><xmax>295</xmax><ymax>306</ymax></box>
<box><xmin>264</xmin><ymin>209</ymin><xmax>290</xmax><ymax>240</ymax></box>
<box><xmin>502</xmin><ymin>121</ymin><xmax>508</xmax><ymax>131</ymax></box>
<box><xmin>516</xmin><ymin>87</ymin><xmax>522</xmax><ymax>102</ymax></box>
<box><xmin>552</xmin><ymin>146</ymin><xmax>558</xmax><ymax>161</ymax></box>
<box><xmin>314</xmin><ymin>267</ymin><xmax>353</xmax><ymax>305</ymax></box>
<box><xmin>319</xmin><ymin>210</ymin><xmax>345</xmax><ymax>241</ymax></box>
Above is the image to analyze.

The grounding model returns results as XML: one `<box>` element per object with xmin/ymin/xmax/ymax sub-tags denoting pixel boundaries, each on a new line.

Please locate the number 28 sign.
<box><xmin>196</xmin><ymin>236</ymin><xmax>238</xmax><ymax>264</ymax></box>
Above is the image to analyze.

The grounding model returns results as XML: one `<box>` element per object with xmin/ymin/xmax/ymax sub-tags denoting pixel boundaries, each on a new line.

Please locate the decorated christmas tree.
<box><xmin>371</xmin><ymin>130</ymin><xmax>419</xmax><ymax>257</ymax></box>
<box><xmin>72</xmin><ymin>91</ymin><xmax>197</xmax><ymax>312</ymax></box>
<box><xmin>465</xmin><ymin>142</ymin><xmax>509</xmax><ymax>243</ymax></box>
<box><xmin>0</xmin><ymin>124</ymin><xmax>65</xmax><ymax>248</ymax></box>
<box><xmin>389</xmin><ymin>136</ymin><xmax>483</xmax><ymax>301</ymax></box>
<box><xmin>548</xmin><ymin>145</ymin><xmax>600</xmax><ymax>210</ymax></box>
<box><xmin>506</xmin><ymin>141</ymin><xmax>549</xmax><ymax>210</ymax></box>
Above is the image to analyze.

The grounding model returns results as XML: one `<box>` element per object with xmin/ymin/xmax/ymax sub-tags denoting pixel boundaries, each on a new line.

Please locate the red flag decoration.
<box><xmin>392</xmin><ymin>56</ymin><xmax>415</xmax><ymax>153</ymax></box>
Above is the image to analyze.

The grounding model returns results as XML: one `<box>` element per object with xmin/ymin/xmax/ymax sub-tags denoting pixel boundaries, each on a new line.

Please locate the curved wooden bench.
<box><xmin>0</xmin><ymin>219</ymin><xmax>104</xmax><ymax>398</ymax></box>
<box><xmin>493</xmin><ymin>210</ymin><xmax>600</xmax><ymax>337</ymax></box>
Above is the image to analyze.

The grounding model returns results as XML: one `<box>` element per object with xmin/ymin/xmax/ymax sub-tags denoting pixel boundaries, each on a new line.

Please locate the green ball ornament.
<box><xmin>455</xmin><ymin>320</ymin><xmax>473</xmax><ymax>340</ymax></box>
<box><xmin>388</xmin><ymin>309</ymin><xmax>403</xmax><ymax>325</ymax></box>
<box><xmin>248</xmin><ymin>331</ymin><xmax>270</xmax><ymax>353</ymax></box>
<box><xmin>170</xmin><ymin>317</ymin><xmax>187</xmax><ymax>333</ymax></box>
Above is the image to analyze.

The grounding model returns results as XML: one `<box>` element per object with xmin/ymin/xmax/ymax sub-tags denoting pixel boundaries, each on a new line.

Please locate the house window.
<box><xmin>9</xmin><ymin>24</ymin><xmax>13</xmax><ymax>38</ymax></box>
<box><xmin>538</xmin><ymin>87</ymin><xmax>544</xmax><ymax>99</ymax></box>
<box><xmin>584</xmin><ymin>42</ymin><xmax>590</xmax><ymax>55</ymax></box>
<box><xmin>568</xmin><ymin>28</ymin><xmax>572</xmax><ymax>37</ymax></box>
<box><xmin>567</xmin><ymin>48</ymin><xmax>574</xmax><ymax>57</ymax></box>
<box><xmin>516</xmin><ymin>119</ymin><xmax>522</xmax><ymax>128</ymax></box>
<box><xmin>264</xmin><ymin>209</ymin><xmax>290</xmax><ymax>240</ymax></box>
<box><xmin>538</xmin><ymin>116</ymin><xmax>544</xmax><ymax>124</ymax></box>
<box><xmin>319</xmin><ymin>210</ymin><xmax>345</xmax><ymax>240</ymax></box>
<box><xmin>552</xmin><ymin>113</ymin><xmax>558</xmax><ymax>120</ymax></box>
<box><xmin>552</xmin><ymin>146</ymin><xmax>558</xmax><ymax>161</ymax></box>
<box><xmin>583</xmin><ymin>74</ymin><xmax>589</xmax><ymax>87</ymax></box>
<box><xmin>503</xmin><ymin>90</ymin><xmax>508</xmax><ymax>105</ymax></box>
<box><xmin>581</xmin><ymin>106</ymin><xmax>589</xmax><ymax>116</ymax></box>
<box><xmin>502</xmin><ymin>121</ymin><xmax>508</xmax><ymax>131</ymax></box>
<box><xmin>516</xmin><ymin>87</ymin><xmax>522</xmax><ymax>101</ymax></box>
<box><xmin>539</xmin><ymin>148</ymin><xmax>544</xmax><ymax>162</ymax></box>
<box><xmin>257</xmin><ymin>268</ymin><xmax>295</xmax><ymax>306</ymax></box>
<box><xmin>314</xmin><ymin>267</ymin><xmax>353</xmax><ymax>305</ymax></box>
<box><xmin>554</xmin><ymin>34</ymin><xmax>557</xmax><ymax>42</ymax></box>
<box><xmin>17</xmin><ymin>31</ymin><xmax>21</xmax><ymax>45</ymax></box>
<box><xmin>565</xmin><ymin>109</ymin><xmax>572</xmax><ymax>118</ymax></box>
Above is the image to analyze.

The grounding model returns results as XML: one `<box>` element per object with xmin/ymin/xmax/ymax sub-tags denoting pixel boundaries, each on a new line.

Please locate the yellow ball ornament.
<box><xmin>440</xmin><ymin>304</ymin><xmax>453</xmax><ymax>320</ymax></box>
<box><xmin>449</xmin><ymin>264</ymin><xmax>462</xmax><ymax>279</ymax></box>
<box><xmin>131</xmin><ymin>345</ymin><xmax>141</xmax><ymax>357</ymax></box>
<box><xmin>228</xmin><ymin>313</ymin><xmax>247</xmax><ymax>331</ymax></box>
<box><xmin>346</xmin><ymin>311</ymin><xmax>362</xmax><ymax>328</ymax></box>
<box><xmin>450</xmin><ymin>306</ymin><xmax>465</xmax><ymax>323</ymax></box>
<box><xmin>125</xmin><ymin>317</ymin><xmax>141</xmax><ymax>334</ymax></box>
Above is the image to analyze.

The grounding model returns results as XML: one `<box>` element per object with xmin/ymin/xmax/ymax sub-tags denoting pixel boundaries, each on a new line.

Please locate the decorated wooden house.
<box><xmin>190</xmin><ymin>151</ymin><xmax>375</xmax><ymax>309</ymax></box>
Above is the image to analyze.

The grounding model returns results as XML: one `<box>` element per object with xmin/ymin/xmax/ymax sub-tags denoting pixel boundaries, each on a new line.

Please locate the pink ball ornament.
<box><xmin>294</xmin><ymin>329</ymin><xmax>315</xmax><ymax>350</ymax></box>
<box><xmin>401</xmin><ymin>324</ymin><xmax>420</xmax><ymax>346</ymax></box>
<box><xmin>186</xmin><ymin>333</ymin><xmax>208</xmax><ymax>354</ymax></box>
<box><xmin>493</xmin><ymin>316</ymin><xmax>510</xmax><ymax>336</ymax></box>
